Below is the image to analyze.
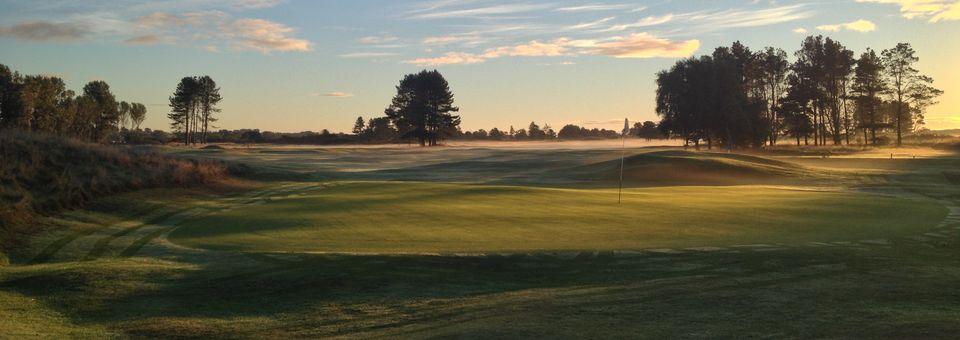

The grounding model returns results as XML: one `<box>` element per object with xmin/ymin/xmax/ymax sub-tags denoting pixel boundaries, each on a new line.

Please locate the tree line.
<box><xmin>0</xmin><ymin>63</ymin><xmax>147</xmax><ymax>142</ymax></box>
<box><xmin>656</xmin><ymin>37</ymin><xmax>942</xmax><ymax>148</ymax></box>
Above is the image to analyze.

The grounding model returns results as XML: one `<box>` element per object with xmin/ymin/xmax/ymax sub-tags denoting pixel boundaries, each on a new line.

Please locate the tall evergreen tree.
<box><xmin>852</xmin><ymin>49</ymin><xmax>886</xmax><ymax>145</ymax></box>
<box><xmin>353</xmin><ymin>116</ymin><xmax>365</xmax><ymax>135</ymax></box>
<box><xmin>384</xmin><ymin>70</ymin><xmax>460</xmax><ymax>146</ymax></box>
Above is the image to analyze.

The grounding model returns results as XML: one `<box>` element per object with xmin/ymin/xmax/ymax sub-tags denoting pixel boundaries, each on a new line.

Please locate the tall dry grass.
<box><xmin>0</xmin><ymin>129</ymin><xmax>231</xmax><ymax>259</ymax></box>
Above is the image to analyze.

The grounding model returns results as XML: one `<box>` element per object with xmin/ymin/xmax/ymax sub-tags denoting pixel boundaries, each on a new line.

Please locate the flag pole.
<box><xmin>619</xmin><ymin>118</ymin><xmax>628</xmax><ymax>204</ymax></box>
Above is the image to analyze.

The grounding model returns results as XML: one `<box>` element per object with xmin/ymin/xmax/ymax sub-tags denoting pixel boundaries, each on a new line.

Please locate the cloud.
<box><xmin>683</xmin><ymin>5</ymin><xmax>813</xmax><ymax>30</ymax></box>
<box><xmin>318</xmin><ymin>91</ymin><xmax>354</xmax><ymax>98</ymax></box>
<box><xmin>132</xmin><ymin>11</ymin><xmax>311</xmax><ymax>53</ymax></box>
<box><xmin>422</xmin><ymin>35</ymin><xmax>480</xmax><ymax>45</ymax></box>
<box><xmin>0</xmin><ymin>21</ymin><xmax>91</xmax><ymax>41</ymax></box>
<box><xmin>124</xmin><ymin>34</ymin><xmax>168</xmax><ymax>44</ymax></box>
<box><xmin>340</xmin><ymin>52</ymin><xmax>399</xmax><ymax>58</ymax></box>
<box><xmin>408</xmin><ymin>3</ymin><xmax>551</xmax><ymax>19</ymax></box>
<box><xmin>233</xmin><ymin>0</ymin><xmax>285</xmax><ymax>9</ymax></box>
<box><xmin>855</xmin><ymin>0</ymin><xmax>960</xmax><ymax>22</ymax></box>
<box><xmin>595</xmin><ymin>14</ymin><xmax>674</xmax><ymax>32</ymax></box>
<box><xmin>793</xmin><ymin>27</ymin><xmax>809</xmax><ymax>34</ymax></box>
<box><xmin>405</xmin><ymin>33</ymin><xmax>699</xmax><ymax>65</ymax></box>
<box><xmin>585</xmin><ymin>33</ymin><xmax>700</xmax><ymax>59</ymax></box>
<box><xmin>359</xmin><ymin>35</ymin><xmax>398</xmax><ymax>44</ymax></box>
<box><xmin>567</xmin><ymin>17</ymin><xmax>615</xmax><ymax>30</ymax></box>
<box><xmin>555</xmin><ymin>4</ymin><xmax>632</xmax><ymax>12</ymax></box>
<box><xmin>228</xmin><ymin>18</ymin><xmax>311</xmax><ymax>52</ymax></box>
<box><xmin>482</xmin><ymin>40</ymin><xmax>569</xmax><ymax>58</ymax></box>
<box><xmin>817</xmin><ymin>19</ymin><xmax>877</xmax><ymax>32</ymax></box>
<box><xmin>405</xmin><ymin>52</ymin><xmax>487</xmax><ymax>66</ymax></box>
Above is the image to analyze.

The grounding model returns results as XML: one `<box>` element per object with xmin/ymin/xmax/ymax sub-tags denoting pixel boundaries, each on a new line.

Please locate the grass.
<box><xmin>168</xmin><ymin>181</ymin><xmax>946</xmax><ymax>253</ymax></box>
<box><xmin>2</xmin><ymin>142</ymin><xmax>960</xmax><ymax>338</ymax></box>
<box><xmin>4</xmin><ymin>240</ymin><xmax>960</xmax><ymax>338</ymax></box>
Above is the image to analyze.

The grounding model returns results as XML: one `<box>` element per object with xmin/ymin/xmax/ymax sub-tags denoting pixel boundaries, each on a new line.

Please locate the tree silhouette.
<box><xmin>353</xmin><ymin>116</ymin><xmax>365</xmax><ymax>135</ymax></box>
<box><xmin>81</xmin><ymin>81</ymin><xmax>119</xmax><ymax>142</ymax></box>
<box><xmin>882</xmin><ymin>43</ymin><xmax>942</xmax><ymax>146</ymax></box>
<box><xmin>168</xmin><ymin>76</ymin><xmax>222</xmax><ymax>145</ymax></box>
<box><xmin>129</xmin><ymin>103</ymin><xmax>147</xmax><ymax>130</ymax></box>
<box><xmin>385</xmin><ymin>70</ymin><xmax>460</xmax><ymax>146</ymax></box>
<box><xmin>852</xmin><ymin>49</ymin><xmax>886</xmax><ymax>145</ymax></box>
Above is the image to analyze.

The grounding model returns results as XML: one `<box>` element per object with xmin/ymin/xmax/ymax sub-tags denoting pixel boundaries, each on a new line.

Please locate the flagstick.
<box><xmin>618</xmin><ymin>132</ymin><xmax>625</xmax><ymax>204</ymax></box>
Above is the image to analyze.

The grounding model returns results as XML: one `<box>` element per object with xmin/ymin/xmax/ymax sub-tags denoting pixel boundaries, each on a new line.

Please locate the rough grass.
<box><xmin>168</xmin><ymin>181</ymin><xmax>945</xmax><ymax>254</ymax></box>
<box><xmin>0</xmin><ymin>130</ymin><xmax>232</xmax><ymax>260</ymax></box>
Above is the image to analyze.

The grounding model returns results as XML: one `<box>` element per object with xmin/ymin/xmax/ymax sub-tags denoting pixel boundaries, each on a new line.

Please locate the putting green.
<box><xmin>168</xmin><ymin>182</ymin><xmax>947</xmax><ymax>253</ymax></box>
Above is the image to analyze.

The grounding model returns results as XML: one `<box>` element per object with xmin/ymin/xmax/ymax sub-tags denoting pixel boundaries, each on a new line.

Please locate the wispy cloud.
<box><xmin>228</xmin><ymin>18</ymin><xmax>311</xmax><ymax>52</ymax></box>
<box><xmin>595</xmin><ymin>14</ymin><xmax>674</xmax><ymax>32</ymax></box>
<box><xmin>233</xmin><ymin>0</ymin><xmax>285</xmax><ymax>9</ymax></box>
<box><xmin>0</xmin><ymin>21</ymin><xmax>92</xmax><ymax>41</ymax></box>
<box><xmin>555</xmin><ymin>4</ymin><xmax>632</xmax><ymax>12</ymax></box>
<box><xmin>585</xmin><ymin>33</ymin><xmax>700</xmax><ymax>59</ymax></box>
<box><xmin>567</xmin><ymin>17</ymin><xmax>615</xmax><ymax>30</ymax></box>
<box><xmin>340</xmin><ymin>52</ymin><xmax>400</xmax><ymax>58</ymax></box>
<box><xmin>317</xmin><ymin>91</ymin><xmax>354</xmax><ymax>98</ymax></box>
<box><xmin>817</xmin><ymin>19</ymin><xmax>877</xmax><ymax>32</ymax></box>
<box><xmin>405</xmin><ymin>33</ymin><xmax>699</xmax><ymax>66</ymax></box>
<box><xmin>405</xmin><ymin>52</ymin><xmax>488</xmax><ymax>66</ymax></box>
<box><xmin>124</xmin><ymin>34</ymin><xmax>169</xmax><ymax>44</ymax></box>
<box><xmin>408</xmin><ymin>3</ymin><xmax>551</xmax><ymax>19</ymax></box>
<box><xmin>792</xmin><ymin>27</ymin><xmax>809</xmax><ymax>34</ymax></box>
<box><xmin>682</xmin><ymin>5</ymin><xmax>813</xmax><ymax>30</ymax></box>
<box><xmin>855</xmin><ymin>0</ymin><xmax>960</xmax><ymax>22</ymax></box>
<box><xmin>358</xmin><ymin>35</ymin><xmax>398</xmax><ymax>44</ymax></box>
<box><xmin>131</xmin><ymin>11</ymin><xmax>311</xmax><ymax>53</ymax></box>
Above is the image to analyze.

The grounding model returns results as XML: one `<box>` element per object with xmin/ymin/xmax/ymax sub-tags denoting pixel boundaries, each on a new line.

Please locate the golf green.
<box><xmin>167</xmin><ymin>182</ymin><xmax>947</xmax><ymax>253</ymax></box>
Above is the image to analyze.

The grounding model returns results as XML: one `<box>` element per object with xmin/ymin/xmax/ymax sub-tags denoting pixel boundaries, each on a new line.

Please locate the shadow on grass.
<box><xmin>5</xmin><ymin>242</ymin><xmax>960</xmax><ymax>338</ymax></box>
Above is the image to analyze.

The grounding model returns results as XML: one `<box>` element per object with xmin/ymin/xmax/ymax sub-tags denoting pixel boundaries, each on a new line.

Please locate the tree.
<box><xmin>118</xmin><ymin>101</ymin><xmax>131</xmax><ymax>130</ymax></box>
<box><xmin>754</xmin><ymin>47</ymin><xmax>790</xmax><ymax>145</ymax></box>
<box><xmin>821</xmin><ymin>38</ymin><xmax>855</xmax><ymax>145</ymax></box>
<box><xmin>384</xmin><ymin>70</ymin><xmax>460</xmax><ymax>146</ymax></box>
<box><xmin>528</xmin><ymin>121</ymin><xmax>545</xmax><ymax>139</ymax></box>
<box><xmin>353</xmin><ymin>116</ymin><xmax>365</xmax><ymax>135</ymax></box>
<box><xmin>0</xmin><ymin>64</ymin><xmax>23</xmax><ymax>128</ymax></box>
<box><xmin>514</xmin><ymin>128</ymin><xmax>528</xmax><ymax>139</ymax></box>
<box><xmin>169</xmin><ymin>77</ymin><xmax>199</xmax><ymax>144</ymax></box>
<box><xmin>168</xmin><ymin>76</ymin><xmax>221</xmax><ymax>145</ymax></box>
<box><xmin>364</xmin><ymin>116</ymin><xmax>397</xmax><ymax>141</ymax></box>
<box><xmin>655</xmin><ymin>44</ymin><xmax>767</xmax><ymax>149</ymax></box>
<box><xmin>81</xmin><ymin>80</ymin><xmax>119</xmax><ymax>142</ymax></box>
<box><xmin>852</xmin><ymin>49</ymin><xmax>886</xmax><ymax>145</ymax></box>
<box><xmin>197</xmin><ymin>76</ymin><xmax>222</xmax><ymax>144</ymax></box>
<box><xmin>17</xmin><ymin>75</ymin><xmax>72</xmax><ymax>133</ymax></box>
<box><xmin>489</xmin><ymin>127</ymin><xmax>505</xmax><ymax>140</ymax></box>
<box><xmin>635</xmin><ymin>121</ymin><xmax>660</xmax><ymax>140</ymax></box>
<box><xmin>129</xmin><ymin>103</ymin><xmax>147</xmax><ymax>130</ymax></box>
<box><xmin>881</xmin><ymin>43</ymin><xmax>942</xmax><ymax>146</ymax></box>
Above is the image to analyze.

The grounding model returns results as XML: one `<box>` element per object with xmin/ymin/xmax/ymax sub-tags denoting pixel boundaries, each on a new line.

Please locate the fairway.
<box><xmin>168</xmin><ymin>182</ymin><xmax>947</xmax><ymax>253</ymax></box>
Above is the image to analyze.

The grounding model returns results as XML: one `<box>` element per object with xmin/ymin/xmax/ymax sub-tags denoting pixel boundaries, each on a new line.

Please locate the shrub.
<box><xmin>0</xmin><ymin>129</ymin><xmax>229</xmax><ymax>254</ymax></box>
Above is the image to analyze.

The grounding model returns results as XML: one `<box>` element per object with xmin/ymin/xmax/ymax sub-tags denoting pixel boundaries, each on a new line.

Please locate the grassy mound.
<box><xmin>549</xmin><ymin>150</ymin><xmax>819</xmax><ymax>186</ymax></box>
<box><xmin>0</xmin><ymin>130</ymin><xmax>230</xmax><ymax>258</ymax></box>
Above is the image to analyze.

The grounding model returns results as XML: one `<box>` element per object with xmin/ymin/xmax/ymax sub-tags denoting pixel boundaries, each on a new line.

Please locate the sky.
<box><xmin>0</xmin><ymin>0</ymin><xmax>959</xmax><ymax>133</ymax></box>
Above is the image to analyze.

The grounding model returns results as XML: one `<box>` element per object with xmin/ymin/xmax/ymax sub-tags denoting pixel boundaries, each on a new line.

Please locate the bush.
<box><xmin>0</xmin><ymin>129</ymin><xmax>230</xmax><ymax>253</ymax></box>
